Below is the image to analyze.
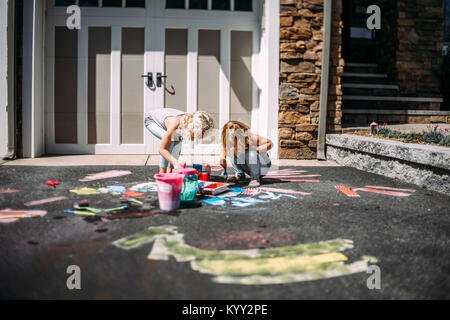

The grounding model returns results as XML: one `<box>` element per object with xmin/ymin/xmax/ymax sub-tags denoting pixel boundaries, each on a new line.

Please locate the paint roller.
<box><xmin>73</xmin><ymin>200</ymin><xmax>102</xmax><ymax>214</ymax></box>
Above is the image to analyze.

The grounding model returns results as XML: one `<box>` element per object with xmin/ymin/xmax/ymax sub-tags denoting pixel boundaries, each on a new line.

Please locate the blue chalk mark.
<box><xmin>202</xmin><ymin>197</ymin><xmax>227</xmax><ymax>206</ymax></box>
<box><xmin>106</xmin><ymin>186</ymin><xmax>126</xmax><ymax>193</ymax></box>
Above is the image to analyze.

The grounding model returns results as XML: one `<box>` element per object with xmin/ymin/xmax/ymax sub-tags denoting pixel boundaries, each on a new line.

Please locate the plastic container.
<box><xmin>198</xmin><ymin>172</ymin><xmax>211</xmax><ymax>181</ymax></box>
<box><xmin>193</xmin><ymin>163</ymin><xmax>211</xmax><ymax>181</ymax></box>
<box><xmin>172</xmin><ymin>168</ymin><xmax>199</xmax><ymax>201</ymax></box>
<box><xmin>154</xmin><ymin>173</ymin><xmax>184</xmax><ymax>211</ymax></box>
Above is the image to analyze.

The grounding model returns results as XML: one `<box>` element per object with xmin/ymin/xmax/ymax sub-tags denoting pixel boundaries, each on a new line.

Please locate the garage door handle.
<box><xmin>141</xmin><ymin>72</ymin><xmax>154</xmax><ymax>88</ymax></box>
<box><xmin>157</xmin><ymin>73</ymin><xmax>167</xmax><ymax>88</ymax></box>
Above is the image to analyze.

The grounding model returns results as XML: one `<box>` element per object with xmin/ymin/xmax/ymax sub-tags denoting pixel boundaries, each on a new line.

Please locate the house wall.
<box><xmin>279</xmin><ymin>0</ymin><xmax>342</xmax><ymax>159</ymax></box>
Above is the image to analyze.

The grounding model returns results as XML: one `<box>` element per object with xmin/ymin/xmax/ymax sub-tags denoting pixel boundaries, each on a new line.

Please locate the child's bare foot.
<box><xmin>248</xmin><ymin>179</ymin><xmax>260</xmax><ymax>188</ymax></box>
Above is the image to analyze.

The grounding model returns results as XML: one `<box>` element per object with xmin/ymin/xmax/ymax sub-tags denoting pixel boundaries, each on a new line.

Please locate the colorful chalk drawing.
<box><xmin>202</xmin><ymin>185</ymin><xmax>311</xmax><ymax>208</ymax></box>
<box><xmin>25</xmin><ymin>196</ymin><xmax>68</xmax><ymax>207</ymax></box>
<box><xmin>129</xmin><ymin>182</ymin><xmax>158</xmax><ymax>193</ymax></box>
<box><xmin>0</xmin><ymin>209</ymin><xmax>47</xmax><ymax>224</ymax></box>
<box><xmin>69</xmin><ymin>187</ymin><xmax>101</xmax><ymax>195</ymax></box>
<box><xmin>258</xmin><ymin>191</ymin><xmax>296</xmax><ymax>201</ymax></box>
<box><xmin>230</xmin><ymin>197</ymin><xmax>267</xmax><ymax>208</ymax></box>
<box><xmin>79</xmin><ymin>170</ymin><xmax>132</xmax><ymax>182</ymax></box>
<box><xmin>242</xmin><ymin>188</ymin><xmax>262</xmax><ymax>196</ymax></box>
<box><xmin>335</xmin><ymin>185</ymin><xmax>416</xmax><ymax>198</ymax></box>
<box><xmin>113</xmin><ymin>225</ymin><xmax>378</xmax><ymax>285</ymax></box>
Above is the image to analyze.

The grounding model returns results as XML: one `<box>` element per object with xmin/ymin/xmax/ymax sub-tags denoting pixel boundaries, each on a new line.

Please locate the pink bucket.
<box><xmin>154</xmin><ymin>173</ymin><xmax>184</xmax><ymax>211</ymax></box>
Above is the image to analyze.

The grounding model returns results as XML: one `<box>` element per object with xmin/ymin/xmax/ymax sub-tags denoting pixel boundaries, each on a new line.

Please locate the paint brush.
<box><xmin>104</xmin><ymin>205</ymin><xmax>129</xmax><ymax>213</ymax></box>
<box><xmin>73</xmin><ymin>201</ymin><xmax>102</xmax><ymax>214</ymax></box>
<box><xmin>223</xmin><ymin>166</ymin><xmax>228</xmax><ymax>181</ymax></box>
<box><xmin>121</xmin><ymin>198</ymin><xmax>143</xmax><ymax>206</ymax></box>
<box><xmin>64</xmin><ymin>210</ymin><xmax>97</xmax><ymax>217</ymax></box>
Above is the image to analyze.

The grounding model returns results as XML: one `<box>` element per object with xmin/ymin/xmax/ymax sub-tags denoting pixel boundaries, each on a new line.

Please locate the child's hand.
<box><xmin>174</xmin><ymin>162</ymin><xmax>184</xmax><ymax>169</ymax></box>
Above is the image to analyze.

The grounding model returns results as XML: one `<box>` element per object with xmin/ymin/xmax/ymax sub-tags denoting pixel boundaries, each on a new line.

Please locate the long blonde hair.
<box><xmin>221</xmin><ymin>121</ymin><xmax>251</xmax><ymax>156</ymax></box>
<box><xmin>178</xmin><ymin>111</ymin><xmax>214</xmax><ymax>141</ymax></box>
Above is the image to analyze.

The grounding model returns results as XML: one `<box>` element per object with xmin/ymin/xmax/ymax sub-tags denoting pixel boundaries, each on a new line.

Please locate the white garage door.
<box><xmin>45</xmin><ymin>0</ymin><xmax>262</xmax><ymax>154</ymax></box>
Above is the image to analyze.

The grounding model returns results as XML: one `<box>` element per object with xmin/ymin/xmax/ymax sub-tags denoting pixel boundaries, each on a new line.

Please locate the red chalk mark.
<box><xmin>123</xmin><ymin>190</ymin><xmax>145</xmax><ymax>199</ymax></box>
<box><xmin>354</xmin><ymin>188</ymin><xmax>412</xmax><ymax>197</ymax></box>
<box><xmin>0</xmin><ymin>189</ymin><xmax>20</xmax><ymax>194</ymax></box>
<box><xmin>335</xmin><ymin>186</ymin><xmax>360</xmax><ymax>197</ymax></box>
<box><xmin>365</xmin><ymin>186</ymin><xmax>416</xmax><ymax>193</ymax></box>
<box><xmin>46</xmin><ymin>180</ymin><xmax>60</xmax><ymax>187</ymax></box>
<box><xmin>105</xmin><ymin>211</ymin><xmax>157</xmax><ymax>220</ymax></box>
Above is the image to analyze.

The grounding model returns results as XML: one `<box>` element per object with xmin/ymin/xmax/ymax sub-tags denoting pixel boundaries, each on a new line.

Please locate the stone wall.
<box><xmin>396</xmin><ymin>0</ymin><xmax>444</xmax><ymax>97</ymax></box>
<box><xmin>279</xmin><ymin>0</ymin><xmax>343</xmax><ymax>159</ymax></box>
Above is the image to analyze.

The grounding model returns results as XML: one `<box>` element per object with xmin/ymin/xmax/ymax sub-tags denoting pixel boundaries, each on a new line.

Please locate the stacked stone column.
<box><xmin>279</xmin><ymin>0</ymin><xmax>343</xmax><ymax>159</ymax></box>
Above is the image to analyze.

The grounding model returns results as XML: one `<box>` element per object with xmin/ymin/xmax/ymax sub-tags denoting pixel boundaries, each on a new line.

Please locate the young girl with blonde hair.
<box><xmin>145</xmin><ymin>108</ymin><xmax>214</xmax><ymax>173</ymax></box>
<box><xmin>220</xmin><ymin>121</ymin><xmax>272</xmax><ymax>187</ymax></box>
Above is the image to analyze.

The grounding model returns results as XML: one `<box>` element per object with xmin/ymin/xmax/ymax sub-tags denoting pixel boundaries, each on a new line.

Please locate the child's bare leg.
<box><xmin>159</xmin><ymin>167</ymin><xmax>168</xmax><ymax>174</ymax></box>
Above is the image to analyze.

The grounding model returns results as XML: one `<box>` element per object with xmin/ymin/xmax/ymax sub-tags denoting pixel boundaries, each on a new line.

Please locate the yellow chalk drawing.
<box><xmin>113</xmin><ymin>226</ymin><xmax>378</xmax><ymax>285</ymax></box>
<box><xmin>69</xmin><ymin>187</ymin><xmax>101</xmax><ymax>195</ymax></box>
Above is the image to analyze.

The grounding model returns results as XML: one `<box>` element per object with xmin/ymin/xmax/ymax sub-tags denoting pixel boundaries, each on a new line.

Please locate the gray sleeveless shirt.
<box><xmin>145</xmin><ymin>108</ymin><xmax>186</xmax><ymax>131</ymax></box>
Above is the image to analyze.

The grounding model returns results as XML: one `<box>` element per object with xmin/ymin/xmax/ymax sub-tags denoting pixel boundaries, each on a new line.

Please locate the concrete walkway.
<box><xmin>1</xmin><ymin>155</ymin><xmax>341</xmax><ymax>167</ymax></box>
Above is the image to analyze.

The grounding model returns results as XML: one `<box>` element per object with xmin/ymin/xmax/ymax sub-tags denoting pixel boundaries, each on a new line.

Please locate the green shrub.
<box><xmin>404</xmin><ymin>133</ymin><xmax>422</xmax><ymax>143</ymax></box>
<box><xmin>423</xmin><ymin>130</ymin><xmax>445</xmax><ymax>144</ymax></box>
<box><xmin>439</xmin><ymin>135</ymin><xmax>450</xmax><ymax>147</ymax></box>
<box><xmin>376</xmin><ymin>127</ymin><xmax>392</xmax><ymax>136</ymax></box>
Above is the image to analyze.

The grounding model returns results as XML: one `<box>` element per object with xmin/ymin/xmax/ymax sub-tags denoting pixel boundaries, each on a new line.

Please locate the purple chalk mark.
<box><xmin>364</xmin><ymin>186</ymin><xmax>416</xmax><ymax>193</ymax></box>
<box><xmin>79</xmin><ymin>170</ymin><xmax>132</xmax><ymax>182</ymax></box>
<box><xmin>267</xmin><ymin>170</ymin><xmax>308</xmax><ymax>175</ymax></box>
<box><xmin>259</xmin><ymin>187</ymin><xmax>311</xmax><ymax>196</ymax></box>
<box><xmin>263</xmin><ymin>174</ymin><xmax>321</xmax><ymax>178</ymax></box>
<box><xmin>25</xmin><ymin>196</ymin><xmax>68</xmax><ymax>207</ymax></box>
<box><xmin>0</xmin><ymin>189</ymin><xmax>20</xmax><ymax>194</ymax></box>
<box><xmin>353</xmin><ymin>188</ymin><xmax>412</xmax><ymax>197</ymax></box>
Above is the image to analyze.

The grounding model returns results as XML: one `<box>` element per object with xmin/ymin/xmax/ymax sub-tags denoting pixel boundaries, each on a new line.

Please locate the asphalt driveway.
<box><xmin>0</xmin><ymin>165</ymin><xmax>449</xmax><ymax>299</ymax></box>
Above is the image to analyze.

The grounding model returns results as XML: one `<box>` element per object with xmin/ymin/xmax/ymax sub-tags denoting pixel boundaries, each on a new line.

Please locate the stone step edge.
<box><xmin>325</xmin><ymin>133</ymin><xmax>450</xmax><ymax>170</ymax></box>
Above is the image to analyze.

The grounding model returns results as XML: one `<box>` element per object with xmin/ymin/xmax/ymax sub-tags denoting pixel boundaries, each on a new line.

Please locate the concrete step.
<box><xmin>344</xmin><ymin>62</ymin><xmax>379</xmax><ymax>74</ymax></box>
<box><xmin>342</xmin><ymin>83</ymin><xmax>399</xmax><ymax>90</ymax></box>
<box><xmin>343</xmin><ymin>96</ymin><xmax>443</xmax><ymax>102</ymax></box>
<box><xmin>342</xmin><ymin>73</ymin><xmax>388</xmax><ymax>78</ymax></box>
<box><xmin>345</xmin><ymin>62</ymin><xmax>378</xmax><ymax>68</ymax></box>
